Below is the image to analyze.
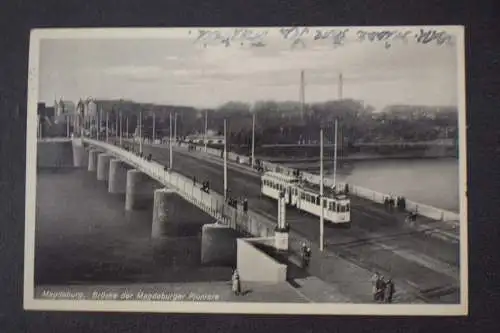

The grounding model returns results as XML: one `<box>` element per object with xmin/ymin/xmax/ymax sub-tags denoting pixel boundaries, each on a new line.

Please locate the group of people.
<box><xmin>192</xmin><ymin>176</ymin><xmax>211</xmax><ymax>193</ymax></box>
<box><xmin>371</xmin><ymin>272</ymin><xmax>395</xmax><ymax>303</ymax></box>
<box><xmin>226</xmin><ymin>195</ymin><xmax>249</xmax><ymax>213</ymax></box>
<box><xmin>383</xmin><ymin>196</ymin><xmax>408</xmax><ymax>213</ymax></box>
<box><xmin>134</xmin><ymin>151</ymin><xmax>153</xmax><ymax>161</ymax></box>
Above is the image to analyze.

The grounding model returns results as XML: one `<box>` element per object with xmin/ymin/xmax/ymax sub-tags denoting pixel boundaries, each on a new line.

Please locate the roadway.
<box><xmin>115</xmin><ymin>140</ymin><xmax>460</xmax><ymax>303</ymax></box>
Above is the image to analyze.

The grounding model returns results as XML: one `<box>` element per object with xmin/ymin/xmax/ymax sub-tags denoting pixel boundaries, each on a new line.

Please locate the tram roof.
<box><xmin>262</xmin><ymin>171</ymin><xmax>349</xmax><ymax>201</ymax></box>
<box><xmin>262</xmin><ymin>171</ymin><xmax>299</xmax><ymax>182</ymax></box>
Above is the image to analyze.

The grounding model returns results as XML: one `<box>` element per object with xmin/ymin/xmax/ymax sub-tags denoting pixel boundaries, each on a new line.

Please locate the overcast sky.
<box><xmin>38</xmin><ymin>29</ymin><xmax>460</xmax><ymax>111</ymax></box>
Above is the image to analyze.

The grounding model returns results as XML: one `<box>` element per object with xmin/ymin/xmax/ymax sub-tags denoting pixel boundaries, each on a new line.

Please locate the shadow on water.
<box><xmin>34</xmin><ymin>168</ymin><xmax>233</xmax><ymax>286</ymax></box>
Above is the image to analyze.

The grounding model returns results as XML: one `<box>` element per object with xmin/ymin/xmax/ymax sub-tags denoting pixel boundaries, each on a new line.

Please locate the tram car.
<box><xmin>260</xmin><ymin>171</ymin><xmax>351</xmax><ymax>225</ymax></box>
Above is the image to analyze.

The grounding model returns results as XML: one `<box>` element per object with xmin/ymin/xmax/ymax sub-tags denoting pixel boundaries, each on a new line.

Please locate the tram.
<box><xmin>260</xmin><ymin>171</ymin><xmax>351</xmax><ymax>225</ymax></box>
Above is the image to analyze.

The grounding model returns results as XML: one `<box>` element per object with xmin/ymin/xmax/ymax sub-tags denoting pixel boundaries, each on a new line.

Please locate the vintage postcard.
<box><xmin>24</xmin><ymin>26</ymin><xmax>467</xmax><ymax>315</ymax></box>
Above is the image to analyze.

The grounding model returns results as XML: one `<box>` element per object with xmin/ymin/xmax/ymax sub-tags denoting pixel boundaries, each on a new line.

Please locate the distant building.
<box><xmin>45</xmin><ymin>106</ymin><xmax>55</xmax><ymax>118</ymax></box>
<box><xmin>53</xmin><ymin>99</ymin><xmax>76</xmax><ymax>123</ymax></box>
<box><xmin>37</xmin><ymin>102</ymin><xmax>46</xmax><ymax>116</ymax></box>
<box><xmin>54</xmin><ymin>99</ymin><xmax>76</xmax><ymax>116</ymax></box>
<box><xmin>86</xmin><ymin>100</ymin><xmax>97</xmax><ymax>117</ymax></box>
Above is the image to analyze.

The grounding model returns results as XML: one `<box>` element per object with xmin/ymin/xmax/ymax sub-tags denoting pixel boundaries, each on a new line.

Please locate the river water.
<box><xmin>296</xmin><ymin>158</ymin><xmax>460</xmax><ymax>212</ymax></box>
<box><xmin>34</xmin><ymin>168</ymin><xmax>232</xmax><ymax>286</ymax></box>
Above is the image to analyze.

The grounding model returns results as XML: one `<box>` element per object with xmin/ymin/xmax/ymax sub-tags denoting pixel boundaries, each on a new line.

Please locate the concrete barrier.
<box><xmin>201</xmin><ymin>223</ymin><xmax>238</xmax><ymax>266</ymax></box>
<box><xmin>237</xmin><ymin>238</ymin><xmax>287</xmax><ymax>282</ymax></box>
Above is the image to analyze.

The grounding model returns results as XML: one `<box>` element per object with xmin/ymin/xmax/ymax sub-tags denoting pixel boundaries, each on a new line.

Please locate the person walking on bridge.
<box><xmin>243</xmin><ymin>198</ymin><xmax>248</xmax><ymax>213</ymax></box>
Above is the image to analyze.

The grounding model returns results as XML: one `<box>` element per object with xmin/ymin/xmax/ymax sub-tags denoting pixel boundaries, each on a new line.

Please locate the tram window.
<box><xmin>323</xmin><ymin>199</ymin><xmax>327</xmax><ymax>207</ymax></box>
<box><xmin>346</xmin><ymin>204</ymin><xmax>350</xmax><ymax>212</ymax></box>
<box><xmin>315</xmin><ymin>196</ymin><xmax>320</xmax><ymax>205</ymax></box>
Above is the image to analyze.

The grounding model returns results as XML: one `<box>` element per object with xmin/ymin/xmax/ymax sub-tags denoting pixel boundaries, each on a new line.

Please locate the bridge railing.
<box><xmin>83</xmin><ymin>138</ymin><xmax>278</xmax><ymax>238</ymax></box>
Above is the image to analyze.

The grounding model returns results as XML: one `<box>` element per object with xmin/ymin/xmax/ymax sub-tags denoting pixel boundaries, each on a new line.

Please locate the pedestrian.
<box><xmin>304</xmin><ymin>246</ymin><xmax>311</xmax><ymax>268</ymax></box>
<box><xmin>384</xmin><ymin>278</ymin><xmax>395</xmax><ymax>303</ymax></box>
<box><xmin>301</xmin><ymin>242</ymin><xmax>310</xmax><ymax>268</ymax></box>
<box><xmin>376</xmin><ymin>275</ymin><xmax>386</xmax><ymax>302</ymax></box>
<box><xmin>232</xmin><ymin>269</ymin><xmax>241</xmax><ymax>296</ymax></box>
<box><xmin>243</xmin><ymin>198</ymin><xmax>248</xmax><ymax>213</ymax></box>
<box><xmin>371</xmin><ymin>272</ymin><xmax>380</xmax><ymax>301</ymax></box>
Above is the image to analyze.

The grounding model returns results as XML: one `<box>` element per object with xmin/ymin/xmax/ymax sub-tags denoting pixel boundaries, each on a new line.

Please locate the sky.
<box><xmin>38</xmin><ymin>28</ymin><xmax>461</xmax><ymax>111</ymax></box>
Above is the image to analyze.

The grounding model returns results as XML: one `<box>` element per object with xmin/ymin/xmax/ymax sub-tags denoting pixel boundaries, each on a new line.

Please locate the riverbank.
<box><xmin>260</xmin><ymin>152</ymin><xmax>458</xmax><ymax>164</ymax></box>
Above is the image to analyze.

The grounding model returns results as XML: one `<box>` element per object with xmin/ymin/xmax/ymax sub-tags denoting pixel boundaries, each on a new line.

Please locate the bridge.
<box><xmin>36</xmin><ymin>136</ymin><xmax>461</xmax><ymax>304</ymax></box>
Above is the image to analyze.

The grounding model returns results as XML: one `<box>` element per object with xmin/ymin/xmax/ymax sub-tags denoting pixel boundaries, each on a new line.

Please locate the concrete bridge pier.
<box><xmin>108</xmin><ymin>159</ymin><xmax>128</xmax><ymax>194</ymax></box>
<box><xmin>151</xmin><ymin>188</ymin><xmax>176</xmax><ymax>238</ymax></box>
<box><xmin>72</xmin><ymin>141</ymin><xmax>87</xmax><ymax>168</ymax></box>
<box><xmin>125</xmin><ymin>169</ymin><xmax>157</xmax><ymax>210</ymax></box>
<box><xmin>88</xmin><ymin>149</ymin><xmax>99</xmax><ymax>172</ymax></box>
<box><xmin>96</xmin><ymin>153</ymin><xmax>113</xmax><ymax>181</ymax></box>
<box><xmin>201</xmin><ymin>222</ymin><xmax>237</xmax><ymax>266</ymax></box>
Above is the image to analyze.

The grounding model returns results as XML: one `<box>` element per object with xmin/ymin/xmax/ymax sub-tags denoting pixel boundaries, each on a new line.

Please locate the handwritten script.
<box><xmin>191</xmin><ymin>28</ymin><xmax>268</xmax><ymax>47</ymax></box>
<box><xmin>191</xmin><ymin>27</ymin><xmax>455</xmax><ymax>49</ymax></box>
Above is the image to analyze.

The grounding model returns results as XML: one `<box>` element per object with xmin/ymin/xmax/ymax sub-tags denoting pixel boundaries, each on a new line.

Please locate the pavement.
<box><xmin>107</xmin><ymin>139</ymin><xmax>461</xmax><ymax>304</ymax></box>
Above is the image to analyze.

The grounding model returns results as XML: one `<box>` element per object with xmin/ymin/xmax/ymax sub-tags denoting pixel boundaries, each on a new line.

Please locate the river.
<box><xmin>292</xmin><ymin>158</ymin><xmax>460</xmax><ymax>212</ymax></box>
<box><xmin>34</xmin><ymin>168</ymin><xmax>232</xmax><ymax>286</ymax></box>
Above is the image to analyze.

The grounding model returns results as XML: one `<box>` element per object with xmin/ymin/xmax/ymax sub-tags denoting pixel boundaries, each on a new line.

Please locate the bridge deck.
<box><xmin>114</xmin><ymin>139</ymin><xmax>460</xmax><ymax>303</ymax></box>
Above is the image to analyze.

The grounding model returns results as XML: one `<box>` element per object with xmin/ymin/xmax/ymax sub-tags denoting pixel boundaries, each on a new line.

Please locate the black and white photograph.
<box><xmin>24</xmin><ymin>26</ymin><xmax>467</xmax><ymax>315</ymax></box>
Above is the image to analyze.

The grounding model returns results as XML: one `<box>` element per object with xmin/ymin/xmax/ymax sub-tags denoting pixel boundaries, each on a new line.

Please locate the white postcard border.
<box><xmin>24</xmin><ymin>26</ymin><xmax>468</xmax><ymax>315</ymax></box>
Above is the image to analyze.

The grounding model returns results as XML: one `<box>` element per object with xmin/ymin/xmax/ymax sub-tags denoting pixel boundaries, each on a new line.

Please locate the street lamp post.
<box><xmin>139</xmin><ymin>111</ymin><xmax>143</xmax><ymax>154</ymax></box>
<box><xmin>153</xmin><ymin>112</ymin><xmax>156</xmax><ymax>143</ymax></box>
<box><xmin>174</xmin><ymin>113</ymin><xmax>177</xmax><ymax>141</ymax></box>
<box><xmin>224</xmin><ymin>118</ymin><xmax>228</xmax><ymax>200</ymax></box>
<box><xmin>96</xmin><ymin>111</ymin><xmax>100</xmax><ymax>141</ymax></box>
<box><xmin>320</xmin><ymin>128</ymin><xmax>325</xmax><ymax>252</ymax></box>
<box><xmin>251</xmin><ymin>111</ymin><xmax>256</xmax><ymax>169</ymax></box>
<box><xmin>204</xmin><ymin>109</ymin><xmax>208</xmax><ymax>152</ymax></box>
<box><xmin>119</xmin><ymin>112</ymin><xmax>123</xmax><ymax>146</ymax></box>
<box><xmin>169</xmin><ymin>113</ymin><xmax>173</xmax><ymax>169</ymax></box>
<box><xmin>333</xmin><ymin>119</ymin><xmax>338</xmax><ymax>189</ymax></box>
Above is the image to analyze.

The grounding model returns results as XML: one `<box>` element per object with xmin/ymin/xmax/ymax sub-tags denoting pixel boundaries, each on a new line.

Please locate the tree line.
<box><xmin>92</xmin><ymin>99</ymin><xmax>458</xmax><ymax>145</ymax></box>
